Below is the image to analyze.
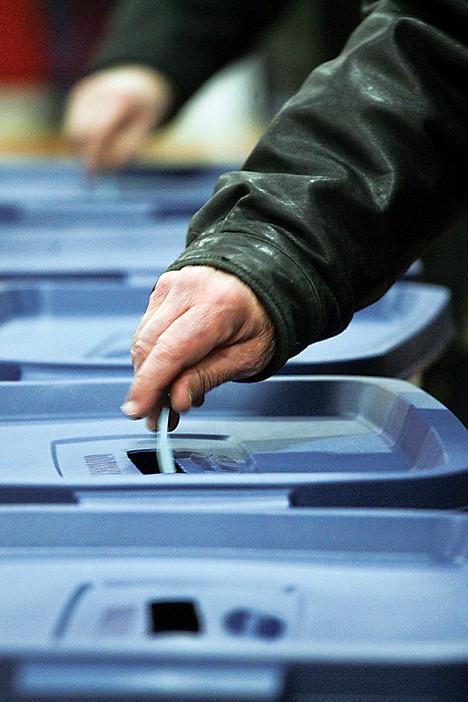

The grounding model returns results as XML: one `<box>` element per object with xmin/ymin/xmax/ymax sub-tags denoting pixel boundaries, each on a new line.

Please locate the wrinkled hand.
<box><xmin>63</xmin><ymin>66</ymin><xmax>174</xmax><ymax>172</ymax></box>
<box><xmin>121</xmin><ymin>266</ymin><xmax>276</xmax><ymax>430</ymax></box>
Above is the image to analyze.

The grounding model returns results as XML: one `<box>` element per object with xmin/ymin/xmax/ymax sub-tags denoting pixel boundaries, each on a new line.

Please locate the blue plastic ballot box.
<box><xmin>0</xmin><ymin>220</ymin><xmax>187</xmax><ymax>281</ymax></box>
<box><xmin>0</xmin><ymin>194</ymin><xmax>206</xmax><ymax>226</ymax></box>
<box><xmin>0</xmin><ymin>375</ymin><xmax>466</xmax><ymax>510</ymax></box>
<box><xmin>0</xmin><ymin>159</ymin><xmax>232</xmax><ymax>281</ymax></box>
<box><xmin>0</xmin><ymin>509</ymin><xmax>466</xmax><ymax>701</ymax></box>
<box><xmin>0</xmin><ymin>160</ymin><xmax>228</xmax><ymax>232</ymax></box>
<box><xmin>284</xmin><ymin>281</ymin><xmax>453</xmax><ymax>377</ymax></box>
<box><xmin>0</xmin><ymin>157</ymin><xmax>230</xmax><ymax>204</ymax></box>
<box><xmin>0</xmin><ymin>279</ymin><xmax>453</xmax><ymax>380</ymax></box>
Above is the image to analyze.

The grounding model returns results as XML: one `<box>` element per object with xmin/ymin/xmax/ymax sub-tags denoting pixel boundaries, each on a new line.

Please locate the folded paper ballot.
<box><xmin>156</xmin><ymin>406</ymin><xmax>177</xmax><ymax>474</ymax></box>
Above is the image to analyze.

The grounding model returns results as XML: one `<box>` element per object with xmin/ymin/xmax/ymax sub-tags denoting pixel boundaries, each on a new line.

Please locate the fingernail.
<box><xmin>187</xmin><ymin>389</ymin><xmax>193</xmax><ymax>408</ymax></box>
<box><xmin>146</xmin><ymin>417</ymin><xmax>157</xmax><ymax>432</ymax></box>
<box><xmin>120</xmin><ymin>401</ymin><xmax>140</xmax><ymax>418</ymax></box>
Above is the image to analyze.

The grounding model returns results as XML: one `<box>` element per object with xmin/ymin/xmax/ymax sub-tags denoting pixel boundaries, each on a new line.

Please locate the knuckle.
<box><xmin>130</xmin><ymin>337</ymin><xmax>151</xmax><ymax>364</ymax></box>
<box><xmin>150</xmin><ymin>272</ymin><xmax>176</xmax><ymax>303</ymax></box>
<box><xmin>192</xmin><ymin>365</ymin><xmax>223</xmax><ymax>396</ymax></box>
<box><xmin>152</xmin><ymin>336</ymin><xmax>180</xmax><ymax>367</ymax></box>
<box><xmin>211</xmin><ymin>279</ymin><xmax>250</xmax><ymax>317</ymax></box>
<box><xmin>147</xmin><ymin>288</ymin><xmax>163</xmax><ymax>309</ymax></box>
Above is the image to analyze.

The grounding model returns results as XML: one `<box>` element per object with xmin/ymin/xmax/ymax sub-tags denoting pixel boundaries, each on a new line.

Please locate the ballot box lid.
<box><xmin>0</xmin><ymin>375</ymin><xmax>465</xmax><ymax>509</ymax></box>
<box><xmin>0</xmin><ymin>280</ymin><xmax>453</xmax><ymax>381</ymax></box>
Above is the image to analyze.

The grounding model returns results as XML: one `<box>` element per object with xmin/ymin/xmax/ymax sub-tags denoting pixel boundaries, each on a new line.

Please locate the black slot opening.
<box><xmin>0</xmin><ymin>362</ymin><xmax>22</xmax><ymax>381</ymax></box>
<box><xmin>0</xmin><ymin>204</ymin><xmax>20</xmax><ymax>223</ymax></box>
<box><xmin>149</xmin><ymin>600</ymin><xmax>202</xmax><ymax>634</ymax></box>
<box><xmin>126</xmin><ymin>448</ymin><xmax>184</xmax><ymax>474</ymax></box>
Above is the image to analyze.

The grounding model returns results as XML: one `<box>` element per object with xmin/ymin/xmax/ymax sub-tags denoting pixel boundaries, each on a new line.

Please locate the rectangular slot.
<box><xmin>126</xmin><ymin>448</ymin><xmax>184</xmax><ymax>475</ymax></box>
<box><xmin>53</xmin><ymin>434</ymin><xmax>254</xmax><ymax>478</ymax></box>
<box><xmin>149</xmin><ymin>600</ymin><xmax>202</xmax><ymax>635</ymax></box>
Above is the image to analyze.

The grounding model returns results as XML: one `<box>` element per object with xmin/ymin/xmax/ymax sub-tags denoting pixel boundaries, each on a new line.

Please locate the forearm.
<box><xmin>167</xmin><ymin>0</ymin><xmax>468</xmax><ymax>376</ymax></box>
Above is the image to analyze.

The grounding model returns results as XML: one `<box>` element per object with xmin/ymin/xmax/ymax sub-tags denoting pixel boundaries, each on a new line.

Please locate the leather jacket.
<box><xmin>95</xmin><ymin>1</ymin><xmax>468</xmax><ymax>378</ymax></box>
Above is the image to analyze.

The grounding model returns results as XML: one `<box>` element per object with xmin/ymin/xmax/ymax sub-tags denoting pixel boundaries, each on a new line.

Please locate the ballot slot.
<box><xmin>0</xmin><ymin>376</ymin><xmax>466</xmax><ymax>508</ymax></box>
<box><xmin>53</xmin><ymin>434</ymin><xmax>257</xmax><ymax>478</ymax></box>
<box><xmin>0</xmin><ymin>508</ymin><xmax>466</xmax><ymax>702</ymax></box>
<box><xmin>58</xmin><ymin>577</ymin><xmax>298</xmax><ymax>645</ymax></box>
<box><xmin>126</xmin><ymin>448</ymin><xmax>184</xmax><ymax>475</ymax></box>
<box><xmin>125</xmin><ymin>446</ymin><xmax>254</xmax><ymax>475</ymax></box>
<box><xmin>0</xmin><ymin>512</ymin><xmax>466</xmax><ymax>663</ymax></box>
<box><xmin>149</xmin><ymin>601</ymin><xmax>202</xmax><ymax>635</ymax></box>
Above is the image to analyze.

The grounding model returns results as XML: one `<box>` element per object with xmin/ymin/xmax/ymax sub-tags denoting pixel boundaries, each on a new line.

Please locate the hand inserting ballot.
<box><xmin>121</xmin><ymin>266</ymin><xmax>276</xmax><ymax>430</ymax></box>
<box><xmin>63</xmin><ymin>66</ymin><xmax>174</xmax><ymax>173</ymax></box>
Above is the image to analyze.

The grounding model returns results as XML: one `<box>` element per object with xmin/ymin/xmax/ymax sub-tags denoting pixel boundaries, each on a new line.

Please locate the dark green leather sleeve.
<box><xmin>167</xmin><ymin>0</ymin><xmax>468</xmax><ymax>378</ymax></box>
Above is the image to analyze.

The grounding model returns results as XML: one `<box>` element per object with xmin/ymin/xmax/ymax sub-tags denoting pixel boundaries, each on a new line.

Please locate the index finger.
<box><xmin>132</xmin><ymin>272</ymin><xmax>179</xmax><ymax>346</ymax></box>
<box><xmin>123</xmin><ymin>304</ymin><xmax>232</xmax><ymax>418</ymax></box>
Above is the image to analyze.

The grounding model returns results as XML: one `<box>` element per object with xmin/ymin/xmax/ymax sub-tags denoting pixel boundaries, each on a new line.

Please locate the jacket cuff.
<box><xmin>165</xmin><ymin>231</ymin><xmax>325</xmax><ymax>380</ymax></box>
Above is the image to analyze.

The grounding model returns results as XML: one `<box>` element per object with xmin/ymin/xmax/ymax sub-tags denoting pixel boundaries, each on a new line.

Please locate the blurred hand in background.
<box><xmin>63</xmin><ymin>65</ymin><xmax>174</xmax><ymax>172</ymax></box>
